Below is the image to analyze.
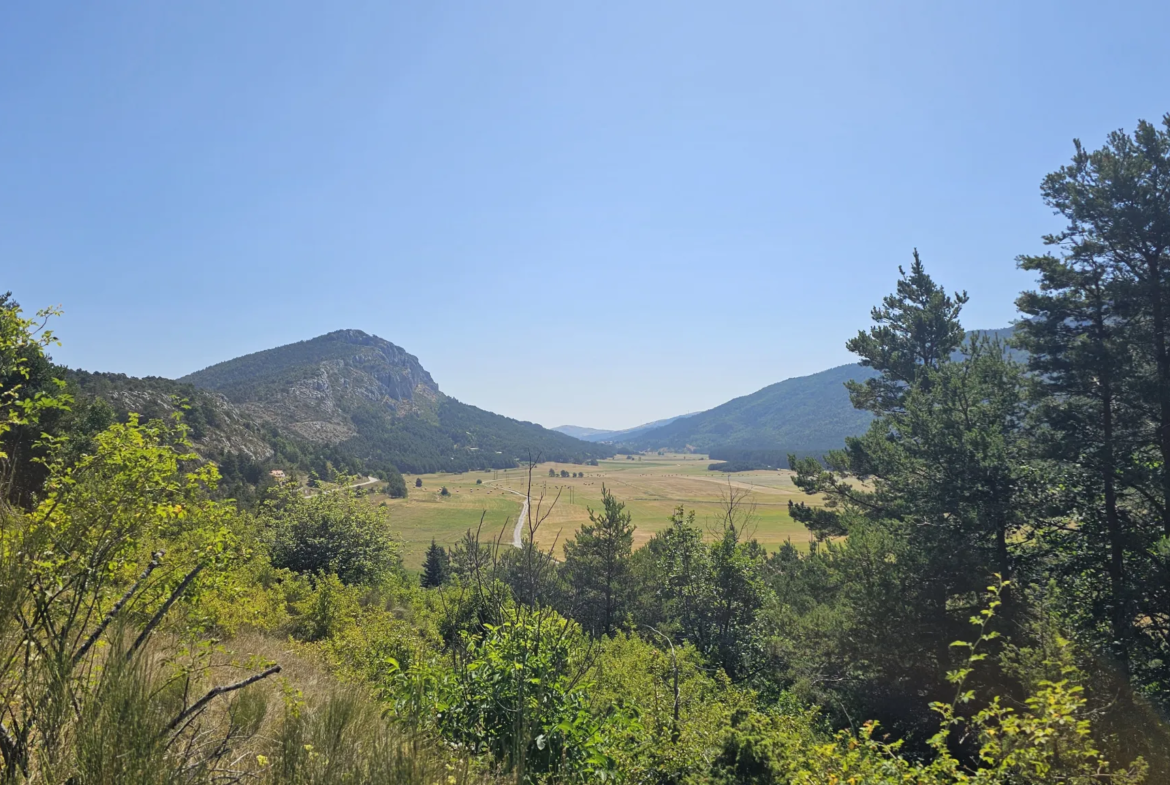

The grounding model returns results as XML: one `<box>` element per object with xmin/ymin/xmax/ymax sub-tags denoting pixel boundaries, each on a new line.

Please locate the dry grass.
<box><xmin>377</xmin><ymin>455</ymin><xmax>826</xmax><ymax>567</ymax></box>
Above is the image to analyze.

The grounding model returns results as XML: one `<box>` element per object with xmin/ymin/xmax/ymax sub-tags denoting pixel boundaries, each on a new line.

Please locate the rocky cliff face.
<box><xmin>181</xmin><ymin>330</ymin><xmax>444</xmax><ymax>446</ymax></box>
<box><xmin>66</xmin><ymin>371</ymin><xmax>276</xmax><ymax>462</ymax></box>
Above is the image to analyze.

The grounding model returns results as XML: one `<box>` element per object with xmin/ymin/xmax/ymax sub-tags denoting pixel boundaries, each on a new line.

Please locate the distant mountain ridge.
<box><xmin>553</xmin><ymin>413</ymin><xmax>697</xmax><ymax>443</ymax></box>
<box><xmin>620</xmin><ymin>326</ymin><xmax>1018</xmax><ymax>455</ymax></box>
<box><xmin>624</xmin><ymin>363</ymin><xmax>878</xmax><ymax>454</ymax></box>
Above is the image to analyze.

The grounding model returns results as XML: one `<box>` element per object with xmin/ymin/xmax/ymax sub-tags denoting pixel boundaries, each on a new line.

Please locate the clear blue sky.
<box><xmin>3</xmin><ymin>2</ymin><xmax>1168</xmax><ymax>430</ymax></box>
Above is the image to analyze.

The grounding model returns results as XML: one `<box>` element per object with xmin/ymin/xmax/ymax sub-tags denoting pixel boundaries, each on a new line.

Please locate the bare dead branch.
<box><xmin>128</xmin><ymin>561</ymin><xmax>206</xmax><ymax>660</ymax></box>
<box><xmin>165</xmin><ymin>665</ymin><xmax>282</xmax><ymax>735</ymax></box>
<box><xmin>74</xmin><ymin>551</ymin><xmax>164</xmax><ymax>665</ymax></box>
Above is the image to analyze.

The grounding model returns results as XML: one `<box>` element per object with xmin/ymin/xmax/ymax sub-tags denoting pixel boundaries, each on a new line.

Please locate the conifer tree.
<box><xmin>421</xmin><ymin>539</ymin><xmax>451</xmax><ymax>588</ymax></box>
<box><xmin>1032</xmin><ymin>117</ymin><xmax>1170</xmax><ymax>538</ymax></box>
<box><xmin>562</xmin><ymin>485</ymin><xmax>634</xmax><ymax>636</ymax></box>
<box><xmin>845</xmin><ymin>250</ymin><xmax>968</xmax><ymax>416</ymax></box>
<box><xmin>1016</xmin><ymin>116</ymin><xmax>1170</xmax><ymax>713</ymax></box>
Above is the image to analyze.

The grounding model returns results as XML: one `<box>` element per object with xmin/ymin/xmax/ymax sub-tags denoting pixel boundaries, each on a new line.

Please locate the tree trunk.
<box><xmin>1101</xmin><ymin>375</ymin><xmax>1130</xmax><ymax>675</ymax></box>
<box><xmin>1148</xmin><ymin>255</ymin><xmax>1170</xmax><ymax>537</ymax></box>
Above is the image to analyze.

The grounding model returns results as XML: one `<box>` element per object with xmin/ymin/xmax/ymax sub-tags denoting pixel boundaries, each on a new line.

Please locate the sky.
<box><xmin>3</xmin><ymin>2</ymin><xmax>1169</xmax><ymax>431</ymax></box>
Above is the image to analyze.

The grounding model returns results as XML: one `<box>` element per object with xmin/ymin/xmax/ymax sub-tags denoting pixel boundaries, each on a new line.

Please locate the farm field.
<box><xmin>372</xmin><ymin>453</ymin><xmax>822</xmax><ymax>569</ymax></box>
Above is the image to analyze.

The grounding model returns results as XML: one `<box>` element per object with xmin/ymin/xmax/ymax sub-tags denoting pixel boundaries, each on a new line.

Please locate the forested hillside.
<box><xmin>627</xmin><ymin>327</ymin><xmax>1019</xmax><ymax>455</ymax></box>
<box><xmin>627</xmin><ymin>362</ymin><xmax>878</xmax><ymax>452</ymax></box>
<box><xmin>178</xmin><ymin>329</ymin><xmax>613</xmax><ymax>474</ymax></box>
<box><xmin>3</xmin><ymin>115</ymin><xmax>1170</xmax><ymax>784</ymax></box>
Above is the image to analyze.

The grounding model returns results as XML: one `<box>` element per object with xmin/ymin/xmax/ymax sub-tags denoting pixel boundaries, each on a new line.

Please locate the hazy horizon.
<box><xmin>5</xmin><ymin>1</ymin><xmax>1169</xmax><ymax>430</ymax></box>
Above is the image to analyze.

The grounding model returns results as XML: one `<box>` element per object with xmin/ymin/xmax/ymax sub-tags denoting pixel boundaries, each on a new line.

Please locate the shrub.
<box><xmin>265</xmin><ymin>481</ymin><xmax>399</xmax><ymax>585</ymax></box>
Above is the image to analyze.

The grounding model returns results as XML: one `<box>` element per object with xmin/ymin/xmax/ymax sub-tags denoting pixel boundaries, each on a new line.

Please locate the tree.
<box><xmin>1028</xmin><ymin>117</ymin><xmax>1170</xmax><ymax>540</ymax></box>
<box><xmin>549</xmin><ymin>468</ymin><xmax>557</xmax><ymax>477</ymax></box>
<box><xmin>633</xmin><ymin>506</ymin><xmax>710</xmax><ymax>639</ymax></box>
<box><xmin>415</xmin><ymin>477</ymin><xmax>423</xmax><ymax>488</ymax></box>
<box><xmin>705</xmin><ymin>489</ymin><xmax>769</xmax><ymax>681</ymax></box>
<box><xmin>560</xmin><ymin>469</ymin><xmax>570</xmax><ymax>478</ymax></box>
<box><xmin>265</xmin><ymin>481</ymin><xmax>399</xmax><ymax>585</ymax></box>
<box><xmin>1014</xmin><ymin>117</ymin><xmax>1170</xmax><ymax>734</ymax></box>
<box><xmin>384</xmin><ymin>466</ymin><xmax>408</xmax><ymax>498</ymax></box>
<box><xmin>440</xmin><ymin>486</ymin><xmax>450</xmax><ymax>496</ymax></box>
<box><xmin>788</xmin><ymin>258</ymin><xmax>1032</xmax><ymax>741</ymax></box>
<box><xmin>845</xmin><ymin>250</ymin><xmax>968</xmax><ymax>416</ymax></box>
<box><xmin>421</xmin><ymin>539</ymin><xmax>451</xmax><ymax>588</ymax></box>
<box><xmin>562</xmin><ymin>485</ymin><xmax>635</xmax><ymax>636</ymax></box>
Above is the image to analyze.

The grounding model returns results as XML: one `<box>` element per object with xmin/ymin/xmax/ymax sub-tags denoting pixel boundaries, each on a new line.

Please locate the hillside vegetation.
<box><xmin>160</xmin><ymin>330</ymin><xmax>611</xmax><ymax>476</ymax></box>
<box><xmin>628</xmin><ymin>363</ymin><xmax>878</xmax><ymax>453</ymax></box>
<box><xmin>625</xmin><ymin>328</ymin><xmax>1019</xmax><ymax>455</ymax></box>
<box><xmin>553</xmin><ymin>413</ymin><xmax>695</xmax><ymax>443</ymax></box>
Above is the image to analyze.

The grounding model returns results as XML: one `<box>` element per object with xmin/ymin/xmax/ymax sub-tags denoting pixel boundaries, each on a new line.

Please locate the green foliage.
<box><xmin>1014</xmin><ymin>115</ymin><xmax>1170</xmax><ymax>714</ymax></box>
<box><xmin>632</xmin><ymin>498</ymin><xmax>768</xmax><ymax>682</ymax></box>
<box><xmin>714</xmin><ymin>582</ymin><xmax>1148</xmax><ymax>784</ymax></box>
<box><xmin>264</xmin><ymin>480</ymin><xmax>399</xmax><ymax>585</ymax></box>
<box><xmin>394</xmin><ymin>608</ymin><xmax>620</xmax><ymax>783</ymax></box>
<box><xmin>562</xmin><ymin>485</ymin><xmax>635</xmax><ymax>636</ymax></box>
<box><xmin>844</xmin><ymin>249</ymin><xmax>969</xmax><ymax>415</ymax></box>
<box><xmin>384</xmin><ymin>465</ymin><xmax>408</xmax><ymax>498</ymax></box>
<box><xmin>420</xmin><ymin>539</ymin><xmax>451</xmax><ymax>588</ymax></box>
<box><xmin>587</xmin><ymin>632</ymin><xmax>753</xmax><ymax>782</ymax></box>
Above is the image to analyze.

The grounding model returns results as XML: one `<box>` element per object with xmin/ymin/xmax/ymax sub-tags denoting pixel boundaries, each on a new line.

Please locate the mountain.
<box><xmin>625</xmin><ymin>364</ymin><xmax>879</xmax><ymax>454</ymax></box>
<box><xmin>65</xmin><ymin>370</ymin><xmax>277</xmax><ymax>463</ymax></box>
<box><xmin>176</xmin><ymin>330</ymin><xmax>614</xmax><ymax>474</ymax></box>
<box><xmin>625</xmin><ymin>327</ymin><xmax>1019</xmax><ymax>456</ymax></box>
<box><xmin>553</xmin><ymin>425</ymin><xmax>613</xmax><ymax>440</ymax></box>
<box><xmin>553</xmin><ymin>413</ymin><xmax>697</xmax><ymax>443</ymax></box>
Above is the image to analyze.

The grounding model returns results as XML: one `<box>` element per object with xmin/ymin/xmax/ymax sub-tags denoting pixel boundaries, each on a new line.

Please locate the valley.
<box><xmin>377</xmin><ymin>453</ymin><xmax>820</xmax><ymax>568</ymax></box>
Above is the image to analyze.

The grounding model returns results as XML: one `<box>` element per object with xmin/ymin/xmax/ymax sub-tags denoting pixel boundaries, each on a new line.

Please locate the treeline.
<box><xmin>706</xmin><ymin>447</ymin><xmax>824</xmax><ymax>472</ymax></box>
<box><xmin>344</xmin><ymin>397</ymin><xmax>613</xmax><ymax>474</ymax></box>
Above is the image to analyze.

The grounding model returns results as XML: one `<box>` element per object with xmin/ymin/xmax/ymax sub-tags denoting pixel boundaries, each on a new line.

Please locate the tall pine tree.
<box><xmin>562</xmin><ymin>486</ymin><xmax>634</xmax><ymax>636</ymax></box>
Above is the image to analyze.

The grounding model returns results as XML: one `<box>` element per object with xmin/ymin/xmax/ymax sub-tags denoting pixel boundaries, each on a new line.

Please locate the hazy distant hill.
<box><xmin>625</xmin><ymin>363</ymin><xmax>879</xmax><ymax>454</ymax></box>
<box><xmin>176</xmin><ymin>330</ymin><xmax>613</xmax><ymax>474</ymax></box>
<box><xmin>553</xmin><ymin>425</ymin><xmax>613</xmax><ymax>440</ymax></box>
<box><xmin>625</xmin><ymin>327</ymin><xmax>1019</xmax><ymax>455</ymax></box>
<box><xmin>553</xmin><ymin>413</ymin><xmax>696</xmax><ymax>443</ymax></box>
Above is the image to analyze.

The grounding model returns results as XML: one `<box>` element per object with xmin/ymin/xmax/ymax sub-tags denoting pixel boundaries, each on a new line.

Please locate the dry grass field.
<box><xmin>373</xmin><ymin>453</ymin><xmax>823</xmax><ymax>569</ymax></box>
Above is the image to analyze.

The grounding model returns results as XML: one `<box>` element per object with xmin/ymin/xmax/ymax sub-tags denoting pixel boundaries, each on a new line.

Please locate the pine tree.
<box><xmin>1033</xmin><ymin>117</ymin><xmax>1170</xmax><ymax>538</ymax></box>
<box><xmin>562</xmin><ymin>485</ymin><xmax>634</xmax><ymax>636</ymax></box>
<box><xmin>421</xmin><ymin>539</ymin><xmax>450</xmax><ymax>588</ymax></box>
<box><xmin>1015</xmin><ymin>117</ymin><xmax>1170</xmax><ymax>714</ymax></box>
<box><xmin>845</xmin><ymin>249</ymin><xmax>968</xmax><ymax>416</ymax></box>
